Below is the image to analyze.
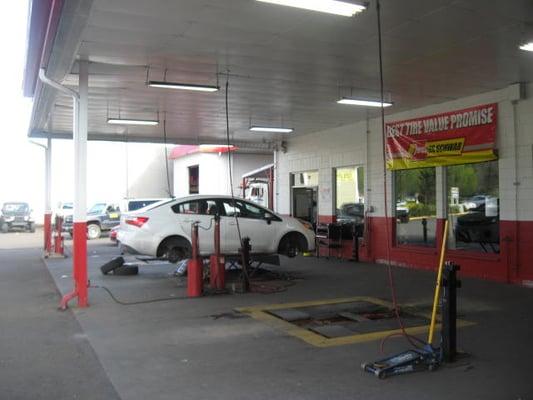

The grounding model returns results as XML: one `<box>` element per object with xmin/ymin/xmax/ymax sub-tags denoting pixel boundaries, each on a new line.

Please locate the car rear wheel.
<box><xmin>158</xmin><ymin>237</ymin><xmax>191</xmax><ymax>263</ymax></box>
<box><xmin>87</xmin><ymin>223</ymin><xmax>101</xmax><ymax>240</ymax></box>
<box><xmin>28</xmin><ymin>222</ymin><xmax>35</xmax><ymax>233</ymax></box>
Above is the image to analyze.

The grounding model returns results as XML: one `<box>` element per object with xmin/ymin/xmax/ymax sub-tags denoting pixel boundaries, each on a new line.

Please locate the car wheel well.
<box><xmin>157</xmin><ymin>235</ymin><xmax>192</xmax><ymax>262</ymax></box>
<box><xmin>87</xmin><ymin>220</ymin><xmax>101</xmax><ymax>226</ymax></box>
<box><xmin>278</xmin><ymin>231</ymin><xmax>308</xmax><ymax>257</ymax></box>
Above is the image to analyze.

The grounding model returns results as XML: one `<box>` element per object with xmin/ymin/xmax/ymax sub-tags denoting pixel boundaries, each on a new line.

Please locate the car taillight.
<box><xmin>126</xmin><ymin>216</ymin><xmax>149</xmax><ymax>228</ymax></box>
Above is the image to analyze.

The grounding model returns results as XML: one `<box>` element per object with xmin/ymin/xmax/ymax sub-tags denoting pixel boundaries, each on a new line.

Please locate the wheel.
<box><xmin>28</xmin><ymin>222</ymin><xmax>35</xmax><ymax>233</ymax></box>
<box><xmin>87</xmin><ymin>223</ymin><xmax>101</xmax><ymax>240</ymax></box>
<box><xmin>278</xmin><ymin>232</ymin><xmax>307</xmax><ymax>258</ymax></box>
<box><xmin>1</xmin><ymin>223</ymin><xmax>8</xmax><ymax>233</ymax></box>
<box><xmin>113</xmin><ymin>265</ymin><xmax>139</xmax><ymax>276</ymax></box>
<box><xmin>100</xmin><ymin>256</ymin><xmax>124</xmax><ymax>275</ymax></box>
<box><xmin>158</xmin><ymin>237</ymin><xmax>191</xmax><ymax>263</ymax></box>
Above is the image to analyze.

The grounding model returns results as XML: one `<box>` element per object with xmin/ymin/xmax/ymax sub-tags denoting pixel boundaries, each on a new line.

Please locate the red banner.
<box><xmin>386</xmin><ymin>103</ymin><xmax>498</xmax><ymax>170</ymax></box>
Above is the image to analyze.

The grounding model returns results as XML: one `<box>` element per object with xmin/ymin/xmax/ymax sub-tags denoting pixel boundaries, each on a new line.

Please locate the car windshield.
<box><xmin>2</xmin><ymin>203</ymin><xmax>29</xmax><ymax>213</ymax></box>
<box><xmin>88</xmin><ymin>203</ymin><xmax>107</xmax><ymax>214</ymax></box>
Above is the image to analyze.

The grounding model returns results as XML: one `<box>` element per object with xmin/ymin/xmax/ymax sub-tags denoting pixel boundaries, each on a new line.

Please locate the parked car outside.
<box><xmin>64</xmin><ymin>198</ymin><xmax>166</xmax><ymax>240</ymax></box>
<box><xmin>54</xmin><ymin>201</ymin><xmax>73</xmax><ymax>218</ymax></box>
<box><xmin>336</xmin><ymin>202</ymin><xmax>364</xmax><ymax>236</ymax></box>
<box><xmin>462</xmin><ymin>194</ymin><xmax>488</xmax><ymax>211</ymax></box>
<box><xmin>455</xmin><ymin>201</ymin><xmax>499</xmax><ymax>251</ymax></box>
<box><xmin>0</xmin><ymin>202</ymin><xmax>35</xmax><ymax>233</ymax></box>
<box><xmin>117</xmin><ymin>195</ymin><xmax>316</xmax><ymax>262</ymax></box>
<box><xmin>64</xmin><ymin>202</ymin><xmax>121</xmax><ymax>239</ymax></box>
<box><xmin>396</xmin><ymin>202</ymin><xmax>410</xmax><ymax>223</ymax></box>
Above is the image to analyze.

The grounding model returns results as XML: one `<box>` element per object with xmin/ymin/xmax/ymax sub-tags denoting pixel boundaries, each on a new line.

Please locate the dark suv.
<box><xmin>1</xmin><ymin>202</ymin><xmax>35</xmax><ymax>233</ymax></box>
<box><xmin>64</xmin><ymin>202</ymin><xmax>121</xmax><ymax>240</ymax></box>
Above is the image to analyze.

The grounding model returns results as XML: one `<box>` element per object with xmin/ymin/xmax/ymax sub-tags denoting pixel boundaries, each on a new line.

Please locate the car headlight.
<box><xmin>297</xmin><ymin>219</ymin><xmax>314</xmax><ymax>231</ymax></box>
<box><xmin>5</xmin><ymin>216</ymin><xmax>15</xmax><ymax>222</ymax></box>
<box><xmin>24</xmin><ymin>216</ymin><xmax>29</xmax><ymax>221</ymax></box>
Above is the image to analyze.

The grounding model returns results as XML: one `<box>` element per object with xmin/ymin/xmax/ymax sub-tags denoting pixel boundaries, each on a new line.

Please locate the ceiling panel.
<box><xmin>35</xmin><ymin>0</ymin><xmax>533</xmax><ymax>146</ymax></box>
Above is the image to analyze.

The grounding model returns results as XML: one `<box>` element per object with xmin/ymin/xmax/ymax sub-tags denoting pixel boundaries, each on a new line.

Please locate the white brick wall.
<box><xmin>276</xmin><ymin>84</ymin><xmax>533</xmax><ymax>221</ymax></box>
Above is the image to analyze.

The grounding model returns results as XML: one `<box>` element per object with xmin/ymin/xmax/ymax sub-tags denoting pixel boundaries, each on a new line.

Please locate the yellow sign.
<box><xmin>426</xmin><ymin>138</ymin><xmax>465</xmax><ymax>157</ymax></box>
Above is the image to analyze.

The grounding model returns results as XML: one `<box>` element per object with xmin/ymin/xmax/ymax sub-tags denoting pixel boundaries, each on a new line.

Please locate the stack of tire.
<box><xmin>100</xmin><ymin>256</ymin><xmax>138</xmax><ymax>275</ymax></box>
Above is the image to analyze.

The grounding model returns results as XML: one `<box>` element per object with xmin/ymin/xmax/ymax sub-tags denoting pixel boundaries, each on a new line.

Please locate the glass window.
<box><xmin>395</xmin><ymin>167</ymin><xmax>436</xmax><ymax>246</ymax></box>
<box><xmin>220</xmin><ymin>199</ymin><xmax>276</xmax><ymax>220</ymax></box>
<box><xmin>172</xmin><ymin>199</ymin><xmax>217</xmax><ymax>215</ymax></box>
<box><xmin>292</xmin><ymin>171</ymin><xmax>319</xmax><ymax>187</ymax></box>
<box><xmin>188</xmin><ymin>165</ymin><xmax>199</xmax><ymax>194</ymax></box>
<box><xmin>335</xmin><ymin>166</ymin><xmax>365</xmax><ymax>225</ymax></box>
<box><xmin>447</xmin><ymin>160</ymin><xmax>499</xmax><ymax>253</ymax></box>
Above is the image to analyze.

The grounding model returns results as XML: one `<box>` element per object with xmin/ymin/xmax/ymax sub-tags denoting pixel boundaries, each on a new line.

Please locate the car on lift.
<box><xmin>0</xmin><ymin>202</ymin><xmax>35</xmax><ymax>233</ymax></box>
<box><xmin>117</xmin><ymin>195</ymin><xmax>316</xmax><ymax>262</ymax></box>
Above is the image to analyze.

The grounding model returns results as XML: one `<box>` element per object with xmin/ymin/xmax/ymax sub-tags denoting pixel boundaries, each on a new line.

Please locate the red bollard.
<box><xmin>209</xmin><ymin>216</ymin><xmax>225</xmax><ymax>290</ymax></box>
<box><xmin>44</xmin><ymin>212</ymin><xmax>52</xmax><ymax>254</ymax></box>
<box><xmin>187</xmin><ymin>222</ymin><xmax>203</xmax><ymax>297</ymax></box>
<box><xmin>53</xmin><ymin>215</ymin><xmax>65</xmax><ymax>256</ymax></box>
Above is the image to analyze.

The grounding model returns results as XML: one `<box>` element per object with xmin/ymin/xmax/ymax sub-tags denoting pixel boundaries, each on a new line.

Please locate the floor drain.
<box><xmin>267</xmin><ymin>301</ymin><xmax>430</xmax><ymax>339</ymax></box>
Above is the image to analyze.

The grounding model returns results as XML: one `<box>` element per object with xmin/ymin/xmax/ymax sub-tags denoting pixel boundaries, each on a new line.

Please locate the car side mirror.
<box><xmin>265</xmin><ymin>215</ymin><xmax>272</xmax><ymax>225</ymax></box>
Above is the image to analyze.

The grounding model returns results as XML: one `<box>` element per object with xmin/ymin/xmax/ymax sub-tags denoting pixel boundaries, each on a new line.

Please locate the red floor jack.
<box><xmin>209</xmin><ymin>215</ymin><xmax>225</xmax><ymax>290</ymax></box>
<box><xmin>187</xmin><ymin>222</ymin><xmax>203</xmax><ymax>297</ymax></box>
<box><xmin>362</xmin><ymin>261</ymin><xmax>461</xmax><ymax>379</ymax></box>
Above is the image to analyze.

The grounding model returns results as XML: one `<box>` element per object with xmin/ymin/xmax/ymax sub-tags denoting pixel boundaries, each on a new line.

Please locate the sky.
<box><xmin>0</xmin><ymin>2</ymin><xmax>172</xmax><ymax>223</ymax></box>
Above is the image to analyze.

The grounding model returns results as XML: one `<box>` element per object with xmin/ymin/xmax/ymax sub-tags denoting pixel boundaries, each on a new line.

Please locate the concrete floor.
<box><xmin>1</xmin><ymin>230</ymin><xmax>532</xmax><ymax>399</ymax></box>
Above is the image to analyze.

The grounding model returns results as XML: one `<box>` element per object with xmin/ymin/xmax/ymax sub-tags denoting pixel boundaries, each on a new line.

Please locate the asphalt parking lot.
<box><xmin>1</xmin><ymin>230</ymin><xmax>532</xmax><ymax>399</ymax></box>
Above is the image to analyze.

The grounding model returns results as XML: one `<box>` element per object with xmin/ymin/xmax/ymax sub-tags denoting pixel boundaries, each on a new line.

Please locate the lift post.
<box><xmin>441</xmin><ymin>261</ymin><xmax>461</xmax><ymax>362</ymax></box>
<box><xmin>209</xmin><ymin>215</ymin><xmax>225</xmax><ymax>290</ymax></box>
<box><xmin>239</xmin><ymin>237</ymin><xmax>251</xmax><ymax>293</ymax></box>
<box><xmin>187</xmin><ymin>222</ymin><xmax>203</xmax><ymax>297</ymax></box>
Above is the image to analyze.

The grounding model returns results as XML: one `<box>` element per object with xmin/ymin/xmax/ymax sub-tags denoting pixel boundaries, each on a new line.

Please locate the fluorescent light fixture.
<box><xmin>107</xmin><ymin>118</ymin><xmax>159</xmax><ymax>126</ymax></box>
<box><xmin>519</xmin><ymin>42</ymin><xmax>533</xmax><ymax>52</ymax></box>
<box><xmin>148</xmin><ymin>81</ymin><xmax>219</xmax><ymax>92</ymax></box>
<box><xmin>256</xmin><ymin>0</ymin><xmax>366</xmax><ymax>17</ymax></box>
<box><xmin>337</xmin><ymin>98</ymin><xmax>393</xmax><ymax>107</ymax></box>
<box><xmin>249</xmin><ymin>126</ymin><xmax>294</xmax><ymax>133</ymax></box>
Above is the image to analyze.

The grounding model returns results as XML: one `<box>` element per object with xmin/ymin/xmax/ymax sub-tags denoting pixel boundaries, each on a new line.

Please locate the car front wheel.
<box><xmin>1</xmin><ymin>223</ymin><xmax>8</xmax><ymax>233</ymax></box>
<box><xmin>87</xmin><ymin>223</ymin><xmax>101</xmax><ymax>240</ymax></box>
<box><xmin>278</xmin><ymin>232</ymin><xmax>308</xmax><ymax>258</ymax></box>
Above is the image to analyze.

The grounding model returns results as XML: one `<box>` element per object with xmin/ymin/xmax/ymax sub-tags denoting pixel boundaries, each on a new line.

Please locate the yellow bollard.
<box><xmin>427</xmin><ymin>220</ymin><xmax>449</xmax><ymax>346</ymax></box>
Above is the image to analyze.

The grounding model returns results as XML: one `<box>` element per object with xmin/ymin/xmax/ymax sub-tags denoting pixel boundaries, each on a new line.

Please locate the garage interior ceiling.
<box><xmin>30</xmin><ymin>0</ymin><xmax>533</xmax><ymax>148</ymax></box>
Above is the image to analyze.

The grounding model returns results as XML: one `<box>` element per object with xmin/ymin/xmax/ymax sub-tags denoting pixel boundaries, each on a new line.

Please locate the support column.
<box><xmin>73</xmin><ymin>59</ymin><xmax>89</xmax><ymax>307</ymax></box>
<box><xmin>44</xmin><ymin>137</ymin><xmax>52</xmax><ymax>254</ymax></box>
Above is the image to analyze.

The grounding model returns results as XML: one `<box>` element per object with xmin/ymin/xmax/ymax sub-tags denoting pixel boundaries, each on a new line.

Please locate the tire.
<box><xmin>113</xmin><ymin>265</ymin><xmax>139</xmax><ymax>276</ymax></box>
<box><xmin>1</xmin><ymin>223</ymin><xmax>8</xmax><ymax>233</ymax></box>
<box><xmin>28</xmin><ymin>222</ymin><xmax>35</xmax><ymax>233</ymax></box>
<box><xmin>87</xmin><ymin>223</ymin><xmax>101</xmax><ymax>240</ymax></box>
<box><xmin>278</xmin><ymin>232</ymin><xmax>308</xmax><ymax>258</ymax></box>
<box><xmin>157</xmin><ymin>237</ymin><xmax>191</xmax><ymax>263</ymax></box>
<box><xmin>100</xmin><ymin>256</ymin><xmax>125</xmax><ymax>275</ymax></box>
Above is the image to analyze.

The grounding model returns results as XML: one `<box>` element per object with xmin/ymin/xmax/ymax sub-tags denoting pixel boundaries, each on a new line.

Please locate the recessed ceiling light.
<box><xmin>107</xmin><ymin>118</ymin><xmax>159</xmax><ymax>126</ymax></box>
<box><xmin>519</xmin><ymin>42</ymin><xmax>533</xmax><ymax>52</ymax></box>
<box><xmin>148</xmin><ymin>81</ymin><xmax>219</xmax><ymax>92</ymax></box>
<box><xmin>249</xmin><ymin>126</ymin><xmax>294</xmax><ymax>133</ymax></box>
<box><xmin>337</xmin><ymin>98</ymin><xmax>393</xmax><ymax>107</ymax></box>
<box><xmin>256</xmin><ymin>0</ymin><xmax>366</xmax><ymax>17</ymax></box>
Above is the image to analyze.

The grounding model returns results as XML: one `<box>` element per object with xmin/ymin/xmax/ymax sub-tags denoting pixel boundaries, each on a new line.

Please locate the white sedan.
<box><xmin>117</xmin><ymin>195</ymin><xmax>315</xmax><ymax>262</ymax></box>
